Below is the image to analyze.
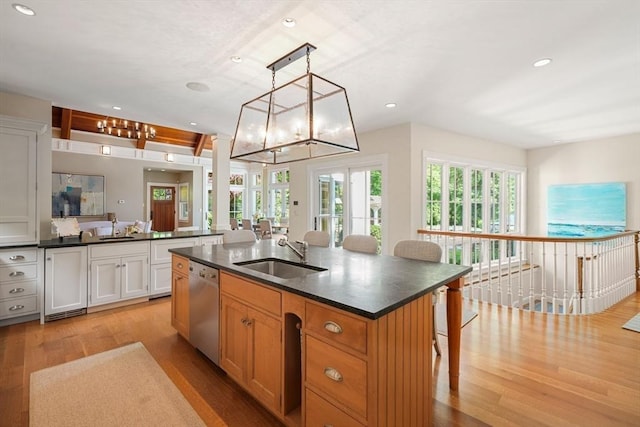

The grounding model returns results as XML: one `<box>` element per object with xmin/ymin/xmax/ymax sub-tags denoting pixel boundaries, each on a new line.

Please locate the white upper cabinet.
<box><xmin>0</xmin><ymin>116</ymin><xmax>46</xmax><ymax>246</ymax></box>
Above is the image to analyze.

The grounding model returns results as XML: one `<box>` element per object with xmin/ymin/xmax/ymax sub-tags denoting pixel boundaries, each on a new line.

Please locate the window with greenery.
<box><xmin>229</xmin><ymin>172</ymin><xmax>246</xmax><ymax>221</ymax></box>
<box><xmin>268</xmin><ymin>168</ymin><xmax>289</xmax><ymax>222</ymax></box>
<box><xmin>153</xmin><ymin>188</ymin><xmax>172</xmax><ymax>200</ymax></box>
<box><xmin>424</xmin><ymin>157</ymin><xmax>525</xmax><ymax>267</ymax></box>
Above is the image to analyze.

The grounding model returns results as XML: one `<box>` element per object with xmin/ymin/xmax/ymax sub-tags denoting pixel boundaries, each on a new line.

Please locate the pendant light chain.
<box><xmin>272</xmin><ymin>68</ymin><xmax>276</xmax><ymax>91</ymax></box>
<box><xmin>306</xmin><ymin>45</ymin><xmax>311</xmax><ymax>74</ymax></box>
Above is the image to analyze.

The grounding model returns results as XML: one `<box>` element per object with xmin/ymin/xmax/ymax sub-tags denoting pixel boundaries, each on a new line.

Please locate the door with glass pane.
<box><xmin>314</xmin><ymin>167</ymin><xmax>382</xmax><ymax>249</ymax></box>
<box><xmin>150</xmin><ymin>186</ymin><xmax>176</xmax><ymax>232</ymax></box>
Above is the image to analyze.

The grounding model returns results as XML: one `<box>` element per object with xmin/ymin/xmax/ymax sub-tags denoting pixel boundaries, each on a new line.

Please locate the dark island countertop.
<box><xmin>170</xmin><ymin>239</ymin><xmax>472</xmax><ymax>320</ymax></box>
<box><xmin>38</xmin><ymin>229</ymin><xmax>225</xmax><ymax>249</ymax></box>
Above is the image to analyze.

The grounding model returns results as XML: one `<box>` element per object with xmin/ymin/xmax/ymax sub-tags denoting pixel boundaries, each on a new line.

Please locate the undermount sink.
<box><xmin>99</xmin><ymin>235</ymin><xmax>135</xmax><ymax>240</ymax></box>
<box><xmin>234</xmin><ymin>258</ymin><xmax>327</xmax><ymax>279</ymax></box>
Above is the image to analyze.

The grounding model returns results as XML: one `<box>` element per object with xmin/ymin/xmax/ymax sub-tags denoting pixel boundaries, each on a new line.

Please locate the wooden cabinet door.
<box><xmin>89</xmin><ymin>258</ymin><xmax>120</xmax><ymax>306</ymax></box>
<box><xmin>121</xmin><ymin>254</ymin><xmax>148</xmax><ymax>299</ymax></box>
<box><xmin>220</xmin><ymin>295</ymin><xmax>249</xmax><ymax>383</ymax></box>
<box><xmin>246</xmin><ymin>306</ymin><xmax>282</xmax><ymax>414</ymax></box>
<box><xmin>171</xmin><ymin>271</ymin><xmax>189</xmax><ymax>339</ymax></box>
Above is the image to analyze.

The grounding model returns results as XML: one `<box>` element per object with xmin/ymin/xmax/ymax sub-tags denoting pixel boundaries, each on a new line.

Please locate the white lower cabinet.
<box><xmin>44</xmin><ymin>246</ymin><xmax>88</xmax><ymax>318</ymax></box>
<box><xmin>89</xmin><ymin>242</ymin><xmax>148</xmax><ymax>307</ymax></box>
<box><xmin>1</xmin><ymin>247</ymin><xmax>39</xmax><ymax>321</ymax></box>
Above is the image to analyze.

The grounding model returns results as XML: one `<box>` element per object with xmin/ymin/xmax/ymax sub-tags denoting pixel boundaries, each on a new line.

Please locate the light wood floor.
<box><xmin>1</xmin><ymin>293</ymin><xmax>638</xmax><ymax>427</ymax></box>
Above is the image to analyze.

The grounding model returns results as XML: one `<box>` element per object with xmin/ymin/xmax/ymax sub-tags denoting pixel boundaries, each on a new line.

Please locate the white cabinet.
<box><xmin>0</xmin><ymin>116</ymin><xmax>45</xmax><ymax>247</ymax></box>
<box><xmin>149</xmin><ymin>236</ymin><xmax>221</xmax><ymax>297</ymax></box>
<box><xmin>44</xmin><ymin>246</ymin><xmax>87</xmax><ymax>319</ymax></box>
<box><xmin>89</xmin><ymin>242</ymin><xmax>148</xmax><ymax>307</ymax></box>
<box><xmin>0</xmin><ymin>247</ymin><xmax>39</xmax><ymax>321</ymax></box>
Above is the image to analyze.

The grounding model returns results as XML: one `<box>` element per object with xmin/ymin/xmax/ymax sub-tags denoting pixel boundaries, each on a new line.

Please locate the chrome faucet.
<box><xmin>111</xmin><ymin>216</ymin><xmax>118</xmax><ymax>237</ymax></box>
<box><xmin>278</xmin><ymin>237</ymin><xmax>308</xmax><ymax>263</ymax></box>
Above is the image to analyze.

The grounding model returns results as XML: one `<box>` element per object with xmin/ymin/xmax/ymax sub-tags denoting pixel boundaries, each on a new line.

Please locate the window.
<box><xmin>250</xmin><ymin>171</ymin><xmax>263</xmax><ymax>219</ymax></box>
<box><xmin>268</xmin><ymin>168</ymin><xmax>289</xmax><ymax>222</ymax></box>
<box><xmin>229</xmin><ymin>172</ymin><xmax>246</xmax><ymax>221</ymax></box>
<box><xmin>424</xmin><ymin>155</ymin><xmax>525</xmax><ymax>267</ymax></box>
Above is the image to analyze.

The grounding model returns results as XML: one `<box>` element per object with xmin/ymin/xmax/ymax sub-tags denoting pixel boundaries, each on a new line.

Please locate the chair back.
<box><xmin>230</xmin><ymin>218</ymin><xmax>239</xmax><ymax>230</ymax></box>
<box><xmin>393</xmin><ymin>240</ymin><xmax>442</xmax><ymax>262</ymax></box>
<box><xmin>259</xmin><ymin>219</ymin><xmax>273</xmax><ymax>239</ymax></box>
<box><xmin>222</xmin><ymin>229</ymin><xmax>257</xmax><ymax>244</ymax></box>
<box><xmin>343</xmin><ymin>234</ymin><xmax>378</xmax><ymax>254</ymax></box>
<box><xmin>241</xmin><ymin>219</ymin><xmax>252</xmax><ymax>230</ymax></box>
<box><xmin>303</xmin><ymin>230</ymin><xmax>330</xmax><ymax>247</ymax></box>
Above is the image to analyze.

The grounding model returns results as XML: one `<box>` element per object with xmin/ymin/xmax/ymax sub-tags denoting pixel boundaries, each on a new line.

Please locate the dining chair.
<box><xmin>342</xmin><ymin>234</ymin><xmax>378</xmax><ymax>254</ymax></box>
<box><xmin>241</xmin><ymin>219</ymin><xmax>252</xmax><ymax>230</ymax></box>
<box><xmin>393</xmin><ymin>239</ymin><xmax>443</xmax><ymax>356</ymax></box>
<box><xmin>259</xmin><ymin>219</ymin><xmax>286</xmax><ymax>240</ymax></box>
<box><xmin>222</xmin><ymin>229</ymin><xmax>257</xmax><ymax>244</ymax></box>
<box><xmin>303</xmin><ymin>230</ymin><xmax>330</xmax><ymax>247</ymax></box>
<box><xmin>230</xmin><ymin>218</ymin><xmax>239</xmax><ymax>230</ymax></box>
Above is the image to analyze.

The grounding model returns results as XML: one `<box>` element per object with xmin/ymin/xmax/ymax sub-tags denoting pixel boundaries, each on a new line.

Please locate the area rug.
<box><xmin>30</xmin><ymin>342</ymin><xmax>208</xmax><ymax>427</ymax></box>
<box><xmin>622</xmin><ymin>313</ymin><xmax>640</xmax><ymax>333</ymax></box>
<box><xmin>435</xmin><ymin>303</ymin><xmax>478</xmax><ymax>336</ymax></box>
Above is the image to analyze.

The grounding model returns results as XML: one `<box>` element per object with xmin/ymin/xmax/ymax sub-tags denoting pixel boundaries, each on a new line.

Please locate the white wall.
<box><xmin>0</xmin><ymin>91</ymin><xmax>52</xmax><ymax>239</ymax></box>
<box><xmin>527</xmin><ymin>133</ymin><xmax>640</xmax><ymax>235</ymax></box>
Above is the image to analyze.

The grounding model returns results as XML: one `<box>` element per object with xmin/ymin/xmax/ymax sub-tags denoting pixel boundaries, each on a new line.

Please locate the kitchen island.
<box><xmin>171</xmin><ymin>239</ymin><xmax>471</xmax><ymax>427</ymax></box>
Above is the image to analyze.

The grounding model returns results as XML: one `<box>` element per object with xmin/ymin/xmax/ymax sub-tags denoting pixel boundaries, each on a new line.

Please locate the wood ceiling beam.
<box><xmin>60</xmin><ymin>108</ymin><xmax>72</xmax><ymax>140</ymax></box>
<box><xmin>194</xmin><ymin>133</ymin><xmax>209</xmax><ymax>157</ymax></box>
<box><xmin>136</xmin><ymin>133</ymin><xmax>147</xmax><ymax>149</ymax></box>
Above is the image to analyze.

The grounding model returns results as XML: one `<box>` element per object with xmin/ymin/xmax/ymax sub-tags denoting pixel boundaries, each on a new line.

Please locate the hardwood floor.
<box><xmin>1</xmin><ymin>293</ymin><xmax>638</xmax><ymax>427</ymax></box>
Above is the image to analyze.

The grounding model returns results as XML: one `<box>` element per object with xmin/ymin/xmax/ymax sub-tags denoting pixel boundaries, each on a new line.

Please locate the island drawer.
<box><xmin>0</xmin><ymin>280</ymin><xmax>37</xmax><ymax>298</ymax></box>
<box><xmin>305</xmin><ymin>335</ymin><xmax>367</xmax><ymax>419</ymax></box>
<box><xmin>172</xmin><ymin>255</ymin><xmax>190</xmax><ymax>276</ymax></box>
<box><xmin>0</xmin><ymin>248</ymin><xmax>37</xmax><ymax>265</ymax></box>
<box><xmin>220</xmin><ymin>272</ymin><xmax>281</xmax><ymax>316</ymax></box>
<box><xmin>305</xmin><ymin>388</ymin><xmax>365</xmax><ymax>427</ymax></box>
<box><xmin>306</xmin><ymin>302</ymin><xmax>368</xmax><ymax>354</ymax></box>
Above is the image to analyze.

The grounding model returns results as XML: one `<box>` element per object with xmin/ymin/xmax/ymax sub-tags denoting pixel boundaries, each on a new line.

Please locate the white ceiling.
<box><xmin>1</xmin><ymin>0</ymin><xmax>639</xmax><ymax>150</ymax></box>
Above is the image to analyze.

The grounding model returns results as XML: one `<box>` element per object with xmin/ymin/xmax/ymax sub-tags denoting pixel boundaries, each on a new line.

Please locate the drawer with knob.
<box><xmin>172</xmin><ymin>255</ymin><xmax>190</xmax><ymax>276</ymax></box>
<box><xmin>305</xmin><ymin>388</ymin><xmax>365</xmax><ymax>427</ymax></box>
<box><xmin>305</xmin><ymin>335</ymin><xmax>368</xmax><ymax>419</ymax></box>
<box><xmin>0</xmin><ymin>264</ymin><xmax>37</xmax><ymax>283</ymax></box>
<box><xmin>306</xmin><ymin>302</ymin><xmax>368</xmax><ymax>354</ymax></box>
<box><xmin>0</xmin><ymin>281</ymin><xmax>36</xmax><ymax>299</ymax></box>
<box><xmin>0</xmin><ymin>295</ymin><xmax>37</xmax><ymax>318</ymax></box>
<box><xmin>0</xmin><ymin>249</ymin><xmax>37</xmax><ymax>265</ymax></box>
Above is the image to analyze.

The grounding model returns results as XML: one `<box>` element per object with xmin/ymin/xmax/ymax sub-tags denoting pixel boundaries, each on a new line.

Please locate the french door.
<box><xmin>313</xmin><ymin>165</ymin><xmax>383</xmax><ymax>249</ymax></box>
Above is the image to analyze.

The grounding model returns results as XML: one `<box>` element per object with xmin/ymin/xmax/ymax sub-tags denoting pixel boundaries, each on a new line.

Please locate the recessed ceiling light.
<box><xmin>282</xmin><ymin>18</ymin><xmax>296</xmax><ymax>28</ymax></box>
<box><xmin>186</xmin><ymin>81</ymin><xmax>210</xmax><ymax>92</ymax></box>
<box><xmin>385</xmin><ymin>103</ymin><xmax>397</xmax><ymax>108</ymax></box>
<box><xmin>12</xmin><ymin>3</ymin><xmax>35</xmax><ymax>16</ymax></box>
<box><xmin>533</xmin><ymin>58</ymin><xmax>552</xmax><ymax>68</ymax></box>
<box><xmin>230</xmin><ymin>56</ymin><xmax>242</xmax><ymax>63</ymax></box>
<box><xmin>189</xmin><ymin>122</ymin><xmax>197</xmax><ymax>126</ymax></box>
<box><xmin>112</xmin><ymin>106</ymin><xmax>122</xmax><ymax>110</ymax></box>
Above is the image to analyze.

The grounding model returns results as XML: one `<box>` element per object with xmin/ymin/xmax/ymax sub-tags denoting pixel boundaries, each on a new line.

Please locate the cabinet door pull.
<box><xmin>9</xmin><ymin>304</ymin><xmax>25</xmax><ymax>311</ymax></box>
<box><xmin>323</xmin><ymin>367</ymin><xmax>343</xmax><ymax>382</ymax></box>
<box><xmin>9</xmin><ymin>271</ymin><xmax>25</xmax><ymax>277</ymax></box>
<box><xmin>9</xmin><ymin>288</ymin><xmax>25</xmax><ymax>294</ymax></box>
<box><xmin>323</xmin><ymin>321</ymin><xmax>343</xmax><ymax>334</ymax></box>
<box><xmin>9</xmin><ymin>255</ymin><xmax>25</xmax><ymax>261</ymax></box>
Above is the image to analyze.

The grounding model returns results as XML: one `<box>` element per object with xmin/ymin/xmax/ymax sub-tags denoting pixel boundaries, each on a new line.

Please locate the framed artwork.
<box><xmin>52</xmin><ymin>173</ymin><xmax>105</xmax><ymax>217</ymax></box>
<box><xmin>547</xmin><ymin>182</ymin><xmax>626</xmax><ymax>237</ymax></box>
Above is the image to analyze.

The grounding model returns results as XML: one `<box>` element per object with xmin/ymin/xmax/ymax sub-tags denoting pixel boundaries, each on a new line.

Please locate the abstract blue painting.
<box><xmin>547</xmin><ymin>182</ymin><xmax>626</xmax><ymax>237</ymax></box>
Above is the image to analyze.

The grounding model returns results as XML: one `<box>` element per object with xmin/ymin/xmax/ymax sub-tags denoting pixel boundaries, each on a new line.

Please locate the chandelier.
<box><xmin>97</xmin><ymin>118</ymin><xmax>156</xmax><ymax>140</ymax></box>
<box><xmin>230</xmin><ymin>43</ymin><xmax>359</xmax><ymax>164</ymax></box>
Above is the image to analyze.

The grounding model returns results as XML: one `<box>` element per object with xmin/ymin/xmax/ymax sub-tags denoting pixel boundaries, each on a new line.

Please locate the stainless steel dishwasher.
<box><xmin>188</xmin><ymin>261</ymin><xmax>220</xmax><ymax>365</ymax></box>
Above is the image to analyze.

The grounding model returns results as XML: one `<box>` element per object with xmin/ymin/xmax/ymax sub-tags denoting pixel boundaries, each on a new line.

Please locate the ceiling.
<box><xmin>1</xmin><ymin>0</ymin><xmax>639</xmax><ymax>151</ymax></box>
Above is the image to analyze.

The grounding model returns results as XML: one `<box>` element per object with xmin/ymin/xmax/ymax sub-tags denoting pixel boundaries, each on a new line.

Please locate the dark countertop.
<box><xmin>38</xmin><ymin>229</ymin><xmax>225</xmax><ymax>249</ymax></box>
<box><xmin>170</xmin><ymin>240</ymin><xmax>472</xmax><ymax>319</ymax></box>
